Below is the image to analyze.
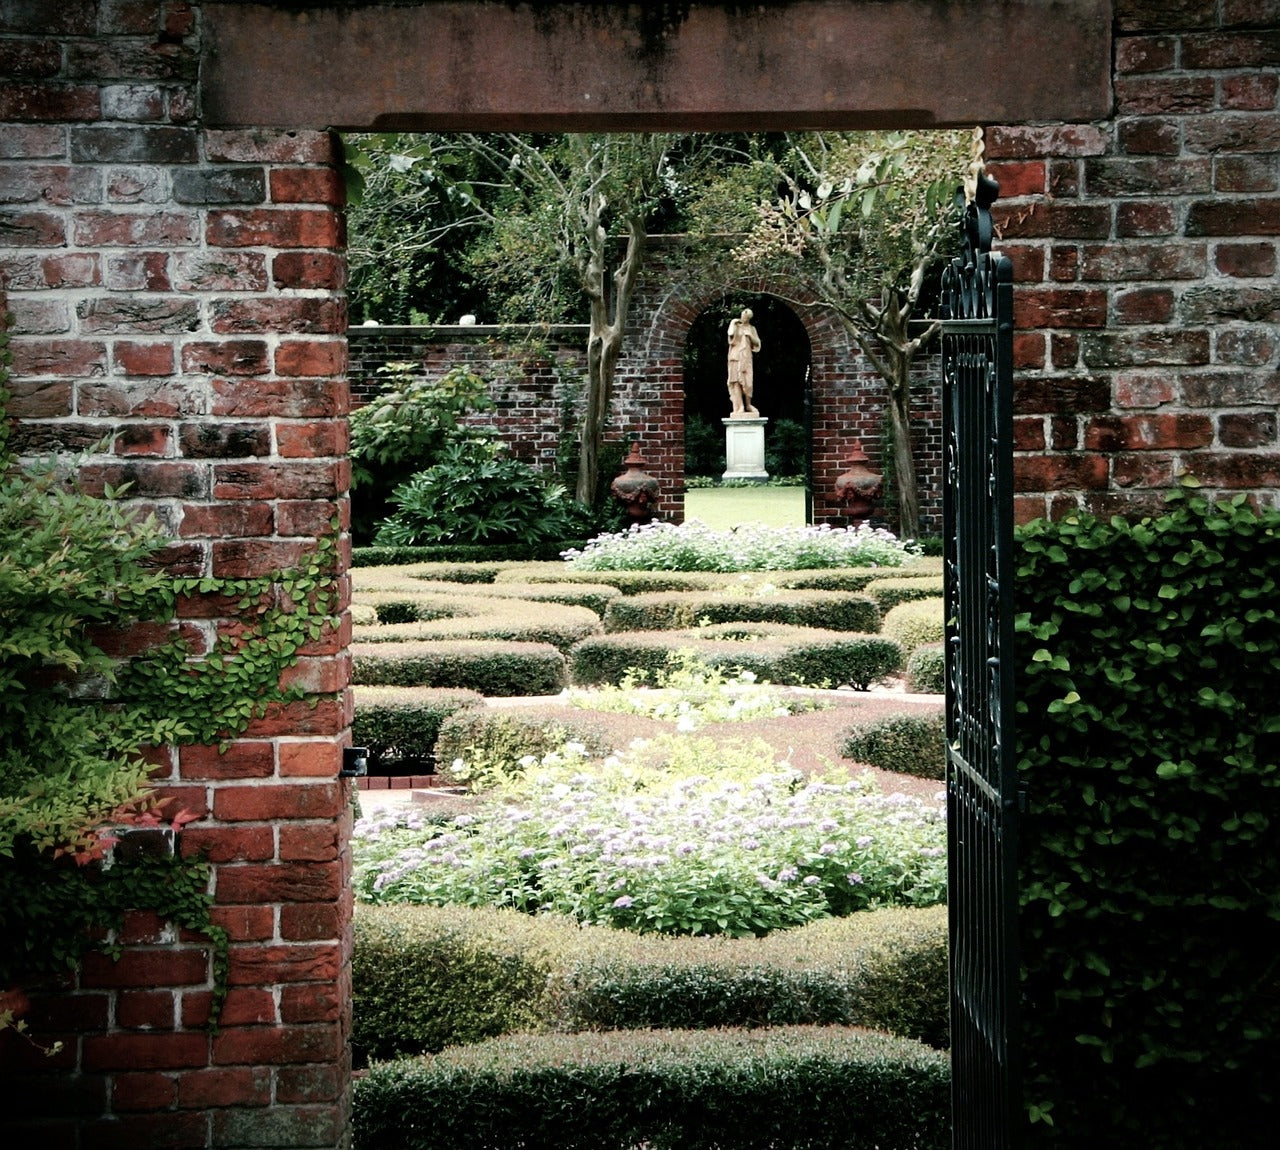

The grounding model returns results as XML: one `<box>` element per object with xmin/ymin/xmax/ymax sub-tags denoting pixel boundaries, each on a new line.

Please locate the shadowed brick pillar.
<box><xmin>989</xmin><ymin>0</ymin><xmax>1280</xmax><ymax>522</ymax></box>
<box><xmin>0</xmin><ymin>3</ymin><xmax>355</xmax><ymax>1147</ymax></box>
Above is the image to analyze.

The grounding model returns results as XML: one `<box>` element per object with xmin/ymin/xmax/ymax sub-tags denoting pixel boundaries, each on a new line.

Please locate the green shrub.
<box><xmin>905</xmin><ymin>643</ymin><xmax>946</xmax><ymax>694</ymax></box>
<box><xmin>351</xmin><ymin>592</ymin><xmax>602</xmax><ymax>653</ymax></box>
<box><xmin>880</xmin><ymin>598</ymin><xmax>944</xmax><ymax>655</ymax></box>
<box><xmin>353</xmin><ymin>543</ymin><xmax>581</xmax><ymax>566</ymax></box>
<box><xmin>410</xmin><ymin>579</ymin><xmax>621</xmax><ymax>619</ymax></box>
<box><xmin>862</xmin><ymin>575</ymin><xmax>945</xmax><ymax>612</ymax></box>
<box><xmin>351</xmin><ymin>640</ymin><xmax>567</xmax><ymax>696</ymax></box>
<box><xmin>495</xmin><ymin>565</ymin><xmax>733</xmax><ymax>594</ymax></box>
<box><xmin>352</xmin><ymin>904</ymin><xmax>948</xmax><ymax>1061</ymax></box>
<box><xmin>433</xmin><ymin>709</ymin><xmax>611</xmax><ymax>782</ymax></box>
<box><xmin>603</xmin><ymin>589</ymin><xmax>880</xmax><ymax>634</ymax></box>
<box><xmin>353</xmin><ymin>686</ymin><xmax>485</xmax><ymax>772</ymax></box>
<box><xmin>1016</xmin><ymin>486</ymin><xmax>1280</xmax><ymax>1147</ymax></box>
<box><xmin>376</xmin><ymin>440</ymin><xmax>591</xmax><ymax>548</ymax></box>
<box><xmin>353</xmin><ymin>1024</ymin><xmax>950</xmax><ymax>1150</ymax></box>
<box><xmin>841</xmin><ymin>711</ymin><xmax>945</xmax><ymax>779</ymax></box>
<box><xmin>571</xmin><ymin>625</ymin><xmax>902</xmax><ymax>691</ymax></box>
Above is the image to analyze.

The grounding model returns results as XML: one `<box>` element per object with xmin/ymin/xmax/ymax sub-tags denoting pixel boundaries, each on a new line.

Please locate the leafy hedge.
<box><xmin>603</xmin><ymin>589</ymin><xmax>880</xmax><ymax>634</ymax></box>
<box><xmin>841</xmin><ymin>711</ymin><xmax>945</xmax><ymax>779</ymax></box>
<box><xmin>352</xmin><ymin>903</ymin><xmax>948</xmax><ymax>1063</ymax></box>
<box><xmin>905</xmin><ymin>643</ymin><xmax>946</xmax><ymax>695</ymax></box>
<box><xmin>570</xmin><ymin>625</ymin><xmax>902</xmax><ymax>691</ymax></box>
<box><xmin>411</xmin><ymin>578</ymin><xmax>621</xmax><ymax>618</ymax></box>
<box><xmin>862</xmin><ymin>575</ymin><xmax>945</xmax><ymax>612</ymax></box>
<box><xmin>352</xmin><ymin>542</ymin><xmax>588</xmax><ymax>566</ymax></box>
<box><xmin>1016</xmin><ymin>486</ymin><xmax>1280</xmax><ymax>1146</ymax></box>
<box><xmin>880</xmin><ymin>598</ymin><xmax>944</xmax><ymax>655</ymax></box>
<box><xmin>351</xmin><ymin>640</ymin><xmax>567</xmax><ymax>696</ymax></box>
<box><xmin>433</xmin><ymin>707</ymin><xmax>615</xmax><ymax>780</ymax></box>
<box><xmin>352</xmin><ymin>686</ymin><xmax>484</xmax><ymax>772</ymax></box>
<box><xmin>496</xmin><ymin>565</ymin><xmax>734</xmax><ymax>594</ymax></box>
<box><xmin>353</xmin><ymin>1025</ymin><xmax>950</xmax><ymax>1150</ymax></box>
<box><xmin>351</xmin><ymin>593</ymin><xmax>602</xmax><ymax>652</ymax></box>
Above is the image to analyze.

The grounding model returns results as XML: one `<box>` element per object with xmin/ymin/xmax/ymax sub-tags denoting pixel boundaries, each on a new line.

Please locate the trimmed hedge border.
<box><xmin>352</xmin><ymin>541</ymin><xmax>589</xmax><ymax>566</ymax></box>
<box><xmin>906</xmin><ymin>643</ymin><xmax>946</xmax><ymax>694</ymax></box>
<box><xmin>603</xmin><ymin>589</ymin><xmax>880</xmax><ymax>634</ymax></box>
<box><xmin>570</xmin><ymin>624</ymin><xmax>902</xmax><ymax>691</ymax></box>
<box><xmin>351</xmin><ymin>592</ymin><xmax>602</xmax><ymax>653</ymax></box>
<box><xmin>353</xmin><ymin>1024</ymin><xmax>950</xmax><ymax>1150</ymax></box>
<box><xmin>351</xmin><ymin>639</ymin><xmax>568</xmax><ymax>696</ymax></box>
<box><xmin>862</xmin><ymin>575</ymin><xmax>945</xmax><ymax>612</ymax></box>
<box><xmin>352</xmin><ymin>904</ymin><xmax>950</xmax><ymax>1062</ymax></box>
<box><xmin>880</xmin><ymin>598</ymin><xmax>944</xmax><ymax>655</ymax></box>
<box><xmin>352</xmin><ymin>686</ymin><xmax>485</xmax><ymax>773</ymax></box>
<box><xmin>841</xmin><ymin>710</ymin><xmax>946</xmax><ymax>780</ymax></box>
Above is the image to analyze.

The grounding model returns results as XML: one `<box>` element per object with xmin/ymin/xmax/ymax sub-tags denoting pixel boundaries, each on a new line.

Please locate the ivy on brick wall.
<box><xmin>0</xmin><ymin>319</ymin><xmax>340</xmax><ymax>1031</ymax></box>
<box><xmin>1015</xmin><ymin>480</ymin><xmax>1280</xmax><ymax>1146</ymax></box>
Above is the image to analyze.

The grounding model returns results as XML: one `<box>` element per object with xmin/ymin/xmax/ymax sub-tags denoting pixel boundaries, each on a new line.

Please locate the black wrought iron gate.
<box><xmin>940</xmin><ymin>172</ymin><xmax>1020</xmax><ymax>1149</ymax></box>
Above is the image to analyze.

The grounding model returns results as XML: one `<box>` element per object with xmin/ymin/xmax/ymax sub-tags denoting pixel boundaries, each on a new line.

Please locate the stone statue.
<box><xmin>726</xmin><ymin>308</ymin><xmax>761</xmax><ymax>417</ymax></box>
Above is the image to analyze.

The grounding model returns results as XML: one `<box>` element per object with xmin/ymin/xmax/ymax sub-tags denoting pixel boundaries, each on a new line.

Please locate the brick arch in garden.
<box><xmin>6</xmin><ymin>2</ymin><xmax>1280</xmax><ymax>1148</ymax></box>
<box><xmin>619</xmin><ymin>250</ymin><xmax>944</xmax><ymax>531</ymax></box>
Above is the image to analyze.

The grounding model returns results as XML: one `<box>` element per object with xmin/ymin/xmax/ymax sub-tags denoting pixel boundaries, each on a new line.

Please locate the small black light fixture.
<box><xmin>341</xmin><ymin>746</ymin><xmax>369</xmax><ymax>778</ymax></box>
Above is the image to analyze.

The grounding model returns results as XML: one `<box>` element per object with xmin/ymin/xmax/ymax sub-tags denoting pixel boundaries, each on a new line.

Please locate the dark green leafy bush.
<box><xmin>353</xmin><ymin>543</ymin><xmax>583</xmax><ymax>566</ymax></box>
<box><xmin>351</xmin><ymin>640</ymin><xmax>567</xmax><ymax>696</ymax></box>
<box><xmin>1016</xmin><ymin>486</ymin><xmax>1280</xmax><ymax>1146</ymax></box>
<box><xmin>603</xmin><ymin>589</ymin><xmax>880</xmax><ymax>634</ymax></box>
<box><xmin>905</xmin><ymin>643</ymin><xmax>945</xmax><ymax>694</ymax></box>
<box><xmin>409</xmin><ymin>578</ymin><xmax>620</xmax><ymax>619</ymax></box>
<box><xmin>841</xmin><ymin>711</ymin><xmax>945</xmax><ymax>779</ymax></box>
<box><xmin>570</xmin><ymin>625</ymin><xmax>902</xmax><ymax>690</ymax></box>
<box><xmin>352</xmin><ymin>593</ymin><xmax>602</xmax><ymax>653</ymax></box>
<box><xmin>862</xmin><ymin>575</ymin><xmax>945</xmax><ymax>611</ymax></box>
<box><xmin>353</xmin><ymin>1024</ymin><xmax>950</xmax><ymax>1150</ymax></box>
<box><xmin>376</xmin><ymin>440</ymin><xmax>591</xmax><ymax>548</ymax></box>
<box><xmin>495</xmin><ymin>565</ymin><xmax>734</xmax><ymax>594</ymax></box>
<box><xmin>433</xmin><ymin>709</ymin><xmax>609</xmax><ymax>780</ymax></box>
<box><xmin>352</xmin><ymin>686</ymin><xmax>484</xmax><ymax>772</ymax></box>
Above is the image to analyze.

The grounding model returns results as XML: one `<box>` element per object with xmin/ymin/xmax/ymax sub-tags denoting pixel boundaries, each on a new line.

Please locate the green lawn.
<box><xmin>682</xmin><ymin>486</ymin><xmax>807</xmax><ymax>529</ymax></box>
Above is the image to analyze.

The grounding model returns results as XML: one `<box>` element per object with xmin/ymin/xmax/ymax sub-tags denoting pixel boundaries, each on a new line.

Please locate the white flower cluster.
<box><xmin>561</xmin><ymin>519</ymin><xmax>918</xmax><ymax>572</ymax></box>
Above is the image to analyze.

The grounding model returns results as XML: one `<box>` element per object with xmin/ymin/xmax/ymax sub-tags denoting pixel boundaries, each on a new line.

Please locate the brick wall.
<box><xmin>348</xmin><ymin>247</ymin><xmax>947</xmax><ymax>534</ymax></box>
<box><xmin>0</xmin><ymin>3</ymin><xmax>354</xmax><ymax>1147</ymax></box>
<box><xmin>990</xmin><ymin>0</ymin><xmax>1280</xmax><ymax>521</ymax></box>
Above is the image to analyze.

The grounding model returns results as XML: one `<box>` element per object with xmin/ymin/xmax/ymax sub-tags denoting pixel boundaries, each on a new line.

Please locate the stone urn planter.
<box><xmin>610</xmin><ymin>444</ymin><xmax>660</xmax><ymax>524</ymax></box>
<box><xmin>833</xmin><ymin>440</ymin><xmax>883</xmax><ymax>522</ymax></box>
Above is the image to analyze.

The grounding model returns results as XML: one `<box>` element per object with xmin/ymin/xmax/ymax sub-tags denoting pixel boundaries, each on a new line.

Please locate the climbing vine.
<box><xmin>0</xmin><ymin>316</ymin><xmax>341</xmax><ymax>1036</ymax></box>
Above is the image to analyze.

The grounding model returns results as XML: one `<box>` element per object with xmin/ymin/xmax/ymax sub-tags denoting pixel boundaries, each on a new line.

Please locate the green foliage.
<box><xmin>841</xmin><ymin>712</ymin><xmax>945</xmax><ymax>780</ymax></box>
<box><xmin>683</xmin><ymin>412</ymin><xmax>724</xmax><ymax>477</ymax></box>
<box><xmin>348</xmin><ymin>362</ymin><xmax>496</xmax><ymax>544</ymax></box>
<box><xmin>496</xmin><ymin>565</ymin><xmax>734</xmax><ymax>594</ymax></box>
<box><xmin>433</xmin><ymin>711</ymin><xmax>605</xmax><ymax>785</ymax></box>
<box><xmin>351</xmin><ymin>903</ymin><xmax>948</xmax><ymax>1061</ymax></box>
<box><xmin>905</xmin><ymin>643</ymin><xmax>946</xmax><ymax>695</ymax></box>
<box><xmin>862</xmin><ymin>575</ymin><xmax>945</xmax><ymax>611</ymax></box>
<box><xmin>1016</xmin><ymin>487</ymin><xmax>1280</xmax><ymax>1146</ymax></box>
<box><xmin>352</xmin><ymin>686</ymin><xmax>485</xmax><ymax>772</ymax></box>
<box><xmin>603</xmin><ymin>588</ymin><xmax>880</xmax><ymax>634</ymax></box>
<box><xmin>571</xmin><ymin>624</ymin><xmax>902</xmax><ymax>691</ymax></box>
<box><xmin>879</xmin><ymin>598</ymin><xmax>944</xmax><ymax>655</ymax></box>
<box><xmin>353</xmin><ymin>542</ymin><xmax>583</xmax><ymax>566</ymax></box>
<box><xmin>351</xmin><ymin>639</ymin><xmax>568</xmax><ymax>696</ymax></box>
<box><xmin>376</xmin><ymin>440</ymin><xmax>591</xmax><ymax>549</ymax></box>
<box><xmin>352</xmin><ymin>1024</ymin><xmax>951</xmax><ymax>1150</ymax></box>
<box><xmin>764</xmin><ymin>418</ymin><xmax>809</xmax><ymax>477</ymax></box>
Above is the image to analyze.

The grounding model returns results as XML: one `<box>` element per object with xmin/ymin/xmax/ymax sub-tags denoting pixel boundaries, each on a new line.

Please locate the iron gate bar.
<box><xmin>941</xmin><ymin>171</ymin><xmax>1020</xmax><ymax>1150</ymax></box>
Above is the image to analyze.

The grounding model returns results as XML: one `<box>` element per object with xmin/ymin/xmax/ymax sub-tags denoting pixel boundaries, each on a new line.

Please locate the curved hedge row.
<box><xmin>880</xmin><ymin>598</ymin><xmax>944</xmax><ymax>656</ymax></box>
<box><xmin>603</xmin><ymin>589</ymin><xmax>880</xmax><ymax>634</ymax></box>
<box><xmin>352</xmin><ymin>686</ymin><xmax>485</xmax><ymax>772</ymax></box>
<box><xmin>861</xmin><ymin>575</ymin><xmax>945</xmax><ymax>612</ymax></box>
<box><xmin>570</xmin><ymin>624</ymin><xmax>902</xmax><ymax>691</ymax></box>
<box><xmin>351</xmin><ymin>640</ymin><xmax>568</xmax><ymax>696</ymax></box>
<box><xmin>353</xmin><ymin>1024</ymin><xmax>950</xmax><ymax>1150</ymax></box>
<box><xmin>352</xmin><ymin>903</ymin><xmax>949</xmax><ymax>1062</ymax></box>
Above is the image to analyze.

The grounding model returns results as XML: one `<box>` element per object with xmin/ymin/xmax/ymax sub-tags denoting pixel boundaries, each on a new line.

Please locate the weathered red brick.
<box><xmin>178</xmin><ymin>500</ymin><xmax>274</xmax><ymax>539</ymax></box>
<box><xmin>77</xmin><ymin>378</ymin><xmax>205</xmax><ymax>417</ymax></box>
<box><xmin>1116</xmin><ymin>75</ymin><xmax>1215</xmax><ymax>115</ymax></box>
<box><xmin>1080</xmin><ymin>242</ymin><xmax>1206</xmax><ymax>281</ymax></box>
<box><xmin>1012</xmin><ymin>417</ymin><xmax>1046</xmax><ymax>451</ymax></box>
<box><xmin>1215</xmin><ymin>241</ymin><xmax>1277</xmax><ymax>277</ymax></box>
<box><xmin>243</xmin><ymin>698</ymin><xmax>349</xmax><ymax>738</ymax></box>
<box><xmin>205</xmin><ymin>208</ymin><xmax>343</xmax><ymax>249</ymax></box>
<box><xmin>1014</xmin><ymin>453</ymin><xmax>1109</xmax><ymax>492</ymax></box>
<box><xmin>210</xmin><ymin>1024</ymin><xmax>339</xmax><ymax>1067</ymax></box>
<box><xmin>1081</xmin><ymin>329</ymin><xmax>1211</xmax><ymax>368</ymax></box>
<box><xmin>1112</xmin><ymin>453</ymin><xmax>1176</xmax><ymax>489</ymax></box>
<box><xmin>1115</xmin><ymin>35</ymin><xmax>1177</xmax><ymax>74</ymax></box>
<box><xmin>277</xmin><ymin>740</ymin><xmax>342</xmax><ymax>778</ymax></box>
<box><xmin>204</xmin><ymin>129</ymin><xmax>337</xmax><ymax>165</ymax></box>
<box><xmin>72</xmin><ymin>210</ymin><xmax>198</xmax><ymax>246</ymax></box>
<box><xmin>111</xmin><ymin>1072</ymin><xmax>177</xmax><ymax>1113</ymax></box>
<box><xmin>180</xmin><ymin>339</ymin><xmax>269</xmax><ymax>376</ymax></box>
<box><xmin>274</xmin><ymin>339</ymin><xmax>346</xmax><ymax>377</ymax></box>
<box><xmin>205</xmin><ymin>904</ymin><xmax>275</xmax><ymax>941</ymax></box>
<box><xmin>1084</xmin><ymin>414</ymin><xmax>1214</xmax><ymax>451</ymax></box>
<box><xmin>1220</xmin><ymin>72</ymin><xmax>1279</xmax><ymax>111</ymax></box>
<box><xmin>1117</xmin><ymin>118</ymin><xmax>1180</xmax><ymax>155</ymax></box>
<box><xmin>271</xmin><ymin>249</ymin><xmax>345</xmax><ymax>290</ymax></box>
<box><xmin>1187</xmin><ymin>198</ymin><xmax>1280</xmax><ymax>236</ymax></box>
<box><xmin>1013</xmin><ymin>375</ymin><xmax>1110</xmax><ymax>415</ymax></box>
<box><xmin>1116</xmin><ymin>201</ymin><xmax>1177</xmax><ymax>237</ymax></box>
<box><xmin>116</xmin><ymin>991</ymin><xmax>177</xmax><ymax>1031</ymax></box>
<box><xmin>269</xmin><ymin>167</ymin><xmax>344</xmax><ymax>205</ymax></box>
<box><xmin>211</xmin><ymin>784</ymin><xmax>344</xmax><ymax>824</ymax></box>
<box><xmin>982</xmin><ymin>123</ymin><xmax>1109</xmax><ymax>160</ymax></box>
<box><xmin>278</xmin><ymin>983</ymin><xmax>344</xmax><ymax>1025</ymax></box>
<box><xmin>1115</xmin><ymin>287</ymin><xmax>1175</xmax><ymax>324</ymax></box>
<box><xmin>0</xmin><ymin>208</ymin><xmax>66</xmax><ymax>246</ymax></box>
<box><xmin>212</xmin><ymin>461</ymin><xmax>345</xmax><ymax>501</ymax></box>
<box><xmin>275</xmin><ymin>1065</ymin><xmax>342</xmax><ymax>1105</ymax></box>
<box><xmin>80</xmin><ymin>948</ymin><xmax>208</xmax><ymax>990</ymax></box>
<box><xmin>0</xmin><ymin>123</ymin><xmax>67</xmax><ymax>159</ymax></box>
<box><xmin>210</xmin><ymin>297</ymin><xmax>347</xmax><ymax>335</ymax></box>
<box><xmin>212</xmin><ymin>1104</ymin><xmax>342</xmax><ymax>1147</ymax></box>
<box><xmin>171</xmin><ymin>249</ymin><xmax>269</xmax><ymax>292</ymax></box>
<box><xmin>104</xmin><ymin>251</ymin><xmax>172</xmax><ymax>292</ymax></box>
<box><xmin>1218</xmin><ymin>412</ymin><xmax>1277</xmax><ymax>447</ymax></box>
<box><xmin>180</xmin><ymin>742</ymin><xmax>275</xmax><ymax>781</ymax></box>
<box><xmin>1014</xmin><ymin>288</ymin><xmax>1108</xmax><ymax>329</ymax></box>
<box><xmin>211</xmin><ymin>377</ymin><xmax>347</xmax><ymax>418</ymax></box>
<box><xmin>0</xmin><ymin>82</ymin><xmax>100</xmax><ymax>122</ymax></box>
<box><xmin>1113</xmin><ymin>373</ymin><xmax>1178</xmax><ymax>409</ymax></box>
<box><xmin>175</xmin><ymin>1065</ymin><xmax>271</xmax><ymax>1110</ymax></box>
<box><xmin>113</xmin><ymin>423</ymin><xmax>173</xmax><ymax>457</ymax></box>
<box><xmin>276</xmin><ymin>419</ymin><xmax>348</xmax><ymax>458</ymax></box>
<box><xmin>81</xmin><ymin>1032</ymin><xmax>209</xmax><ymax>1072</ymax></box>
<box><xmin>1214</xmin><ymin>155</ymin><xmax>1278</xmax><ymax>193</ymax></box>
<box><xmin>113</xmin><ymin>340</ymin><xmax>176</xmax><ymax>376</ymax></box>
<box><xmin>206</xmin><ymin>988</ymin><xmax>277</xmax><ymax>1028</ymax></box>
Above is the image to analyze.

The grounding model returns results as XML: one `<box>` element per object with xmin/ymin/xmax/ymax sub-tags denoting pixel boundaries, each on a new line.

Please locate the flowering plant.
<box><xmin>353</xmin><ymin>735</ymin><xmax>946</xmax><ymax>937</ymax></box>
<box><xmin>562</xmin><ymin>520</ymin><xmax>919</xmax><ymax>572</ymax></box>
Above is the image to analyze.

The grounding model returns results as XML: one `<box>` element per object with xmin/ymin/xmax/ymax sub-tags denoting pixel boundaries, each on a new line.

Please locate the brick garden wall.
<box><xmin>348</xmin><ymin>245</ymin><xmax>946</xmax><ymax>534</ymax></box>
<box><xmin>0</xmin><ymin>1</ymin><xmax>1277</xmax><ymax>1148</ymax></box>
<box><xmin>0</xmin><ymin>3</ymin><xmax>355</xmax><ymax>1147</ymax></box>
<box><xmin>990</xmin><ymin>0</ymin><xmax>1280</xmax><ymax>521</ymax></box>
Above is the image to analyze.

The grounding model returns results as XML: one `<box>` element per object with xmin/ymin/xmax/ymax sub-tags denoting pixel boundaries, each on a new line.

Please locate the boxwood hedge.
<box><xmin>353</xmin><ymin>1024</ymin><xmax>950</xmax><ymax>1150</ymax></box>
<box><xmin>841</xmin><ymin>710</ymin><xmax>946</xmax><ymax>780</ymax></box>
<box><xmin>905</xmin><ymin>643</ymin><xmax>946</xmax><ymax>694</ymax></box>
<box><xmin>351</xmin><ymin>640</ymin><xmax>567</xmax><ymax>696</ymax></box>
<box><xmin>880</xmin><ymin>598</ymin><xmax>944</xmax><ymax>655</ymax></box>
<box><xmin>352</xmin><ymin>686</ymin><xmax>484</xmax><ymax>772</ymax></box>
<box><xmin>603</xmin><ymin>589</ymin><xmax>880</xmax><ymax>634</ymax></box>
<box><xmin>351</xmin><ymin>593</ymin><xmax>602</xmax><ymax>653</ymax></box>
<box><xmin>570</xmin><ymin>624</ymin><xmax>902</xmax><ymax>691</ymax></box>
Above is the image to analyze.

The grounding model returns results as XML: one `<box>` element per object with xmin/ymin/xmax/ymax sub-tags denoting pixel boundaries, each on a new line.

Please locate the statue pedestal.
<box><xmin>722</xmin><ymin>416</ymin><xmax>769</xmax><ymax>482</ymax></box>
